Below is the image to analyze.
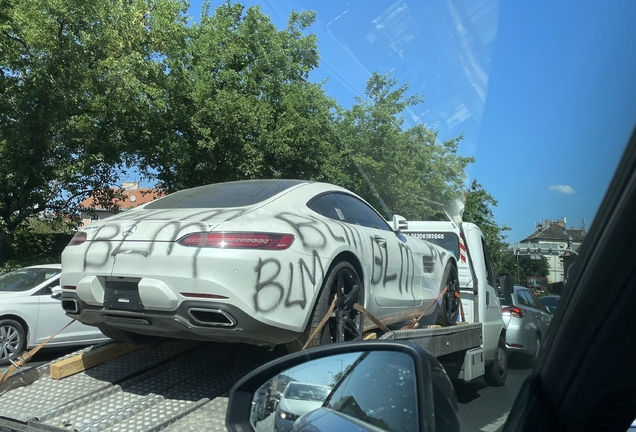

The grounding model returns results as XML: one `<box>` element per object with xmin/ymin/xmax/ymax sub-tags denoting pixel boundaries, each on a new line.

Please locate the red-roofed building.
<box><xmin>79</xmin><ymin>182</ymin><xmax>161</xmax><ymax>227</ymax></box>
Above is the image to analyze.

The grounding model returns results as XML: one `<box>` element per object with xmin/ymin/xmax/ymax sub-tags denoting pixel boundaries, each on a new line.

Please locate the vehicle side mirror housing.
<box><xmin>51</xmin><ymin>286</ymin><xmax>62</xmax><ymax>298</ymax></box>
<box><xmin>392</xmin><ymin>214</ymin><xmax>408</xmax><ymax>232</ymax></box>
<box><xmin>547</xmin><ymin>306</ymin><xmax>557</xmax><ymax>315</ymax></box>
<box><xmin>225</xmin><ymin>341</ymin><xmax>461</xmax><ymax>432</ymax></box>
<box><xmin>499</xmin><ymin>273</ymin><xmax>514</xmax><ymax>294</ymax></box>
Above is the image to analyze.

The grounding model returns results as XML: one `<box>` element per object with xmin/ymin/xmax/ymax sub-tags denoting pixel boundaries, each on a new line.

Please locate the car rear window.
<box><xmin>405</xmin><ymin>232</ymin><xmax>460</xmax><ymax>259</ymax></box>
<box><xmin>541</xmin><ymin>297</ymin><xmax>560</xmax><ymax>308</ymax></box>
<box><xmin>498</xmin><ymin>293</ymin><xmax>513</xmax><ymax>306</ymax></box>
<box><xmin>145</xmin><ymin>180</ymin><xmax>305</xmax><ymax>209</ymax></box>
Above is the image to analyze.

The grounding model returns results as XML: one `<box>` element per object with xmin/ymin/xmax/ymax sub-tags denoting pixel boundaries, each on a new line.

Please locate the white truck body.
<box><xmin>403</xmin><ymin>221</ymin><xmax>506</xmax><ymax>375</ymax></box>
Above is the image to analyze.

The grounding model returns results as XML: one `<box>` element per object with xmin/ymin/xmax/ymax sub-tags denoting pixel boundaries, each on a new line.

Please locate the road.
<box><xmin>456</xmin><ymin>354</ymin><xmax>533</xmax><ymax>432</ymax></box>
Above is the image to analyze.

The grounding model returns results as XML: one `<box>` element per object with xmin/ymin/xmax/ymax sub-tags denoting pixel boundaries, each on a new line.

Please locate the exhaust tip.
<box><xmin>62</xmin><ymin>298</ymin><xmax>79</xmax><ymax>314</ymax></box>
<box><xmin>188</xmin><ymin>308</ymin><xmax>236</xmax><ymax>327</ymax></box>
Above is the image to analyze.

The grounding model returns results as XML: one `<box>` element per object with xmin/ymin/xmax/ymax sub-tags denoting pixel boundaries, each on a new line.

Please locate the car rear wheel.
<box><xmin>0</xmin><ymin>319</ymin><xmax>26</xmax><ymax>366</ymax></box>
<box><xmin>98</xmin><ymin>325</ymin><xmax>158</xmax><ymax>345</ymax></box>
<box><xmin>531</xmin><ymin>333</ymin><xmax>541</xmax><ymax>365</ymax></box>
<box><xmin>286</xmin><ymin>261</ymin><xmax>363</xmax><ymax>353</ymax></box>
<box><xmin>436</xmin><ymin>262</ymin><xmax>460</xmax><ymax>327</ymax></box>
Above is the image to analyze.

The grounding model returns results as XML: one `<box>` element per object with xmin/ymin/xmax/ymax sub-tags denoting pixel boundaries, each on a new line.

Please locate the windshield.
<box><xmin>144</xmin><ymin>180</ymin><xmax>305</xmax><ymax>209</ymax></box>
<box><xmin>0</xmin><ymin>268</ymin><xmax>60</xmax><ymax>292</ymax></box>
<box><xmin>1</xmin><ymin>0</ymin><xmax>635</xmax><ymax>430</ymax></box>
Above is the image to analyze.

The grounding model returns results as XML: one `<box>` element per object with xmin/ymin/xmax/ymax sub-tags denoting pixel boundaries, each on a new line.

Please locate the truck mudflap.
<box><xmin>0</xmin><ymin>339</ymin><xmax>278</xmax><ymax>432</ymax></box>
<box><xmin>380</xmin><ymin>322</ymin><xmax>482</xmax><ymax>358</ymax></box>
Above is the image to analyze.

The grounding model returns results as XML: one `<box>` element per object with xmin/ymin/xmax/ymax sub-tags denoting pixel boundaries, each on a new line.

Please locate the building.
<box><xmin>79</xmin><ymin>182</ymin><xmax>160</xmax><ymax>227</ymax></box>
<box><xmin>518</xmin><ymin>218</ymin><xmax>586</xmax><ymax>283</ymax></box>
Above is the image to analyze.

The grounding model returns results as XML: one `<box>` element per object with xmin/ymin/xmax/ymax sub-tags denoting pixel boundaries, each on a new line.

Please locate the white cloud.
<box><xmin>549</xmin><ymin>185</ymin><xmax>575</xmax><ymax>194</ymax></box>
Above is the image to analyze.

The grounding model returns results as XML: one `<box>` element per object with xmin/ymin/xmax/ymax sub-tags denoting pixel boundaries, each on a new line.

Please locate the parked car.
<box><xmin>539</xmin><ymin>295</ymin><xmax>561</xmax><ymax>315</ymax></box>
<box><xmin>0</xmin><ymin>264</ymin><xmax>109</xmax><ymax>366</ymax></box>
<box><xmin>498</xmin><ymin>285</ymin><xmax>552</xmax><ymax>362</ymax></box>
<box><xmin>61</xmin><ymin>180</ymin><xmax>460</xmax><ymax>350</ymax></box>
<box><xmin>274</xmin><ymin>382</ymin><xmax>332</xmax><ymax>432</ymax></box>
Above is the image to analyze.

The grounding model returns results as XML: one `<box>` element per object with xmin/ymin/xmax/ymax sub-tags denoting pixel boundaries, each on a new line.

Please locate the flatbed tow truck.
<box><xmin>0</xmin><ymin>322</ymin><xmax>483</xmax><ymax>432</ymax></box>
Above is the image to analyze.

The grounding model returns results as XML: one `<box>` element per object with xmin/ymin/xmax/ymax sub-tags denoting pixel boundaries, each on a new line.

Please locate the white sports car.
<box><xmin>61</xmin><ymin>180</ymin><xmax>460</xmax><ymax>349</ymax></box>
<box><xmin>0</xmin><ymin>265</ymin><xmax>109</xmax><ymax>365</ymax></box>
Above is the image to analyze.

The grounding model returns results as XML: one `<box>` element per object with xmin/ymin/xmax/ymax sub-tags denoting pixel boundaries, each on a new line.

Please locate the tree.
<box><xmin>136</xmin><ymin>2</ymin><xmax>340</xmax><ymax>193</ymax></box>
<box><xmin>0</xmin><ymin>0</ymin><xmax>188</xmax><ymax>263</ymax></box>
<box><xmin>334</xmin><ymin>72</ymin><xmax>474</xmax><ymax>220</ymax></box>
<box><xmin>462</xmin><ymin>180</ymin><xmax>510</xmax><ymax>273</ymax></box>
<box><xmin>498</xmin><ymin>253</ymin><xmax>549</xmax><ymax>286</ymax></box>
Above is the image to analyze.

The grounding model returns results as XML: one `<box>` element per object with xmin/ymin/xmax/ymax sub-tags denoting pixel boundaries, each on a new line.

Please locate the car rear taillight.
<box><xmin>177</xmin><ymin>232</ymin><xmax>295</xmax><ymax>250</ymax></box>
<box><xmin>68</xmin><ymin>232</ymin><xmax>87</xmax><ymax>246</ymax></box>
<box><xmin>502</xmin><ymin>306</ymin><xmax>526</xmax><ymax>318</ymax></box>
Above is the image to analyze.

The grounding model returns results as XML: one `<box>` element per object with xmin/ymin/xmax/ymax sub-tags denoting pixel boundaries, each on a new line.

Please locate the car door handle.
<box><xmin>373</xmin><ymin>236</ymin><xmax>387</xmax><ymax>247</ymax></box>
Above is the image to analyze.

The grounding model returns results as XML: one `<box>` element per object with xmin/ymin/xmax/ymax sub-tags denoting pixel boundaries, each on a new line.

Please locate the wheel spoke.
<box><xmin>343</xmin><ymin>283</ymin><xmax>359</xmax><ymax>309</ymax></box>
<box><xmin>0</xmin><ymin>345</ymin><xmax>8</xmax><ymax>360</ymax></box>
<box><xmin>0</xmin><ymin>326</ymin><xmax>7</xmax><ymax>338</ymax></box>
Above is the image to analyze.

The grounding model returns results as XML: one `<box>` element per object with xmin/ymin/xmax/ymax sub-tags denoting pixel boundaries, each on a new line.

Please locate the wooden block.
<box><xmin>49</xmin><ymin>342</ymin><xmax>145</xmax><ymax>380</ymax></box>
<box><xmin>427</xmin><ymin>325</ymin><xmax>442</xmax><ymax>329</ymax></box>
<box><xmin>362</xmin><ymin>331</ymin><xmax>378</xmax><ymax>340</ymax></box>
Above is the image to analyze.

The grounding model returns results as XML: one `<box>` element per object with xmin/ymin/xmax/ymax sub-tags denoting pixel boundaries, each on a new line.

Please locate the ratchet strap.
<box><xmin>0</xmin><ymin>319</ymin><xmax>76</xmax><ymax>385</ymax></box>
<box><xmin>400</xmin><ymin>286</ymin><xmax>449</xmax><ymax>330</ymax></box>
<box><xmin>302</xmin><ymin>295</ymin><xmax>338</xmax><ymax>350</ymax></box>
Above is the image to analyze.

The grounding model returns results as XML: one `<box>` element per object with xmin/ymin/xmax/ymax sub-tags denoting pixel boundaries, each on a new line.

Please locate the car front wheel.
<box><xmin>0</xmin><ymin>318</ymin><xmax>26</xmax><ymax>366</ymax></box>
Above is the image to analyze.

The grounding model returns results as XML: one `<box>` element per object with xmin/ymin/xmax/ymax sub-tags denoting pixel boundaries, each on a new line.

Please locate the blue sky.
<box><xmin>185</xmin><ymin>0</ymin><xmax>636</xmax><ymax>243</ymax></box>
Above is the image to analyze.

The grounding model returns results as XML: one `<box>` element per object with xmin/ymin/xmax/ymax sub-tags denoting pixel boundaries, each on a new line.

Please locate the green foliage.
<box><xmin>334</xmin><ymin>72</ymin><xmax>474</xmax><ymax>219</ymax></box>
<box><xmin>0</xmin><ymin>0</ymin><xmax>188</xmax><ymax>234</ymax></box>
<box><xmin>136</xmin><ymin>2</ymin><xmax>339</xmax><ymax>192</ymax></box>
<box><xmin>1</xmin><ymin>0</ymin><xmax>512</xmax><ymax>274</ymax></box>
<box><xmin>0</xmin><ymin>228</ymin><xmax>72</xmax><ymax>274</ymax></box>
<box><xmin>463</xmin><ymin>180</ymin><xmax>510</xmax><ymax>272</ymax></box>
<box><xmin>498</xmin><ymin>253</ymin><xmax>549</xmax><ymax>286</ymax></box>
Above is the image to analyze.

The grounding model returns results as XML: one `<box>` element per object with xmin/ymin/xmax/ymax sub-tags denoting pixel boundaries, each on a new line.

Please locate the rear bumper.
<box><xmin>61</xmin><ymin>292</ymin><xmax>301</xmax><ymax>346</ymax></box>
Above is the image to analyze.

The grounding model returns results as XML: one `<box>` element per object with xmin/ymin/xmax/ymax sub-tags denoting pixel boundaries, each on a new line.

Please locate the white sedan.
<box><xmin>0</xmin><ymin>264</ymin><xmax>109</xmax><ymax>365</ymax></box>
<box><xmin>61</xmin><ymin>180</ymin><xmax>460</xmax><ymax>349</ymax></box>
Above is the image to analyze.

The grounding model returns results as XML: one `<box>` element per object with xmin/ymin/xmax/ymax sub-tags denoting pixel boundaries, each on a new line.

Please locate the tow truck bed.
<box><xmin>0</xmin><ymin>324</ymin><xmax>482</xmax><ymax>432</ymax></box>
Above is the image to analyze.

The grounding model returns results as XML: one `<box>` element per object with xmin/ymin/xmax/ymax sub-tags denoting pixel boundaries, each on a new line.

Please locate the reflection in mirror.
<box><xmin>250</xmin><ymin>351</ymin><xmax>417</xmax><ymax>432</ymax></box>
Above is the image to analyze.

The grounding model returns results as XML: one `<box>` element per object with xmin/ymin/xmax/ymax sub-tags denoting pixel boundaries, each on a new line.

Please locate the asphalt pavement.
<box><xmin>455</xmin><ymin>354</ymin><xmax>533</xmax><ymax>432</ymax></box>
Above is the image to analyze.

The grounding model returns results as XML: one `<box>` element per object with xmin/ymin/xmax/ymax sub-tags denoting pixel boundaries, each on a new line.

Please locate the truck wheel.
<box><xmin>0</xmin><ymin>319</ymin><xmax>26</xmax><ymax>366</ymax></box>
<box><xmin>436</xmin><ymin>262</ymin><xmax>460</xmax><ymax>327</ymax></box>
<box><xmin>286</xmin><ymin>261</ymin><xmax>363</xmax><ymax>353</ymax></box>
<box><xmin>484</xmin><ymin>335</ymin><xmax>508</xmax><ymax>387</ymax></box>
<box><xmin>98</xmin><ymin>325</ymin><xmax>158</xmax><ymax>344</ymax></box>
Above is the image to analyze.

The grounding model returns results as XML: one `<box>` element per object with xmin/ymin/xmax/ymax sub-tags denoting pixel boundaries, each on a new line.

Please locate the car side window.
<box><xmin>34</xmin><ymin>279</ymin><xmax>60</xmax><ymax>296</ymax></box>
<box><xmin>528</xmin><ymin>291</ymin><xmax>550</xmax><ymax>313</ymax></box>
<box><xmin>307</xmin><ymin>193</ymin><xmax>351</xmax><ymax>222</ymax></box>
<box><xmin>516</xmin><ymin>290</ymin><xmax>530</xmax><ymax>307</ymax></box>
<box><xmin>325</xmin><ymin>351</ymin><xmax>418</xmax><ymax>432</ymax></box>
<box><xmin>332</xmin><ymin>193</ymin><xmax>391</xmax><ymax>231</ymax></box>
<box><xmin>519</xmin><ymin>290</ymin><xmax>536</xmax><ymax>309</ymax></box>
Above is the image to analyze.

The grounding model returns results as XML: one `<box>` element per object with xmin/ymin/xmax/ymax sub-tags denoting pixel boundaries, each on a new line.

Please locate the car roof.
<box><xmin>23</xmin><ymin>264</ymin><xmax>61</xmax><ymax>270</ymax></box>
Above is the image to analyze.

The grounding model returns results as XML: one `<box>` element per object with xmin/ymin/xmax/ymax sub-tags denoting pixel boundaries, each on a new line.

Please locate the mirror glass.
<box><xmin>250</xmin><ymin>350</ymin><xmax>418</xmax><ymax>432</ymax></box>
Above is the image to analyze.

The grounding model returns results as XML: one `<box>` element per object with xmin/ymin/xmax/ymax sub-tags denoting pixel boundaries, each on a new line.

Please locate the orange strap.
<box><xmin>0</xmin><ymin>319</ymin><xmax>76</xmax><ymax>385</ymax></box>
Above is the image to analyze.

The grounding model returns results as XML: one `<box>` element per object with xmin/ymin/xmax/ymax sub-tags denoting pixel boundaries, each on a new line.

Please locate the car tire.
<box><xmin>484</xmin><ymin>335</ymin><xmax>508</xmax><ymax>387</ymax></box>
<box><xmin>98</xmin><ymin>325</ymin><xmax>158</xmax><ymax>344</ymax></box>
<box><xmin>436</xmin><ymin>262</ymin><xmax>460</xmax><ymax>327</ymax></box>
<box><xmin>286</xmin><ymin>260</ymin><xmax>363</xmax><ymax>353</ymax></box>
<box><xmin>0</xmin><ymin>318</ymin><xmax>27</xmax><ymax>366</ymax></box>
<box><xmin>530</xmin><ymin>333</ymin><xmax>541</xmax><ymax>367</ymax></box>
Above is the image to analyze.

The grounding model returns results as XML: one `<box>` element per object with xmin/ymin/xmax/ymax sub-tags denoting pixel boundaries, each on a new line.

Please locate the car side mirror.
<box><xmin>50</xmin><ymin>286</ymin><xmax>62</xmax><ymax>298</ymax></box>
<box><xmin>499</xmin><ymin>273</ymin><xmax>514</xmax><ymax>294</ymax></box>
<box><xmin>226</xmin><ymin>341</ymin><xmax>461</xmax><ymax>432</ymax></box>
<box><xmin>392</xmin><ymin>214</ymin><xmax>408</xmax><ymax>232</ymax></box>
<box><xmin>547</xmin><ymin>306</ymin><xmax>557</xmax><ymax>315</ymax></box>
